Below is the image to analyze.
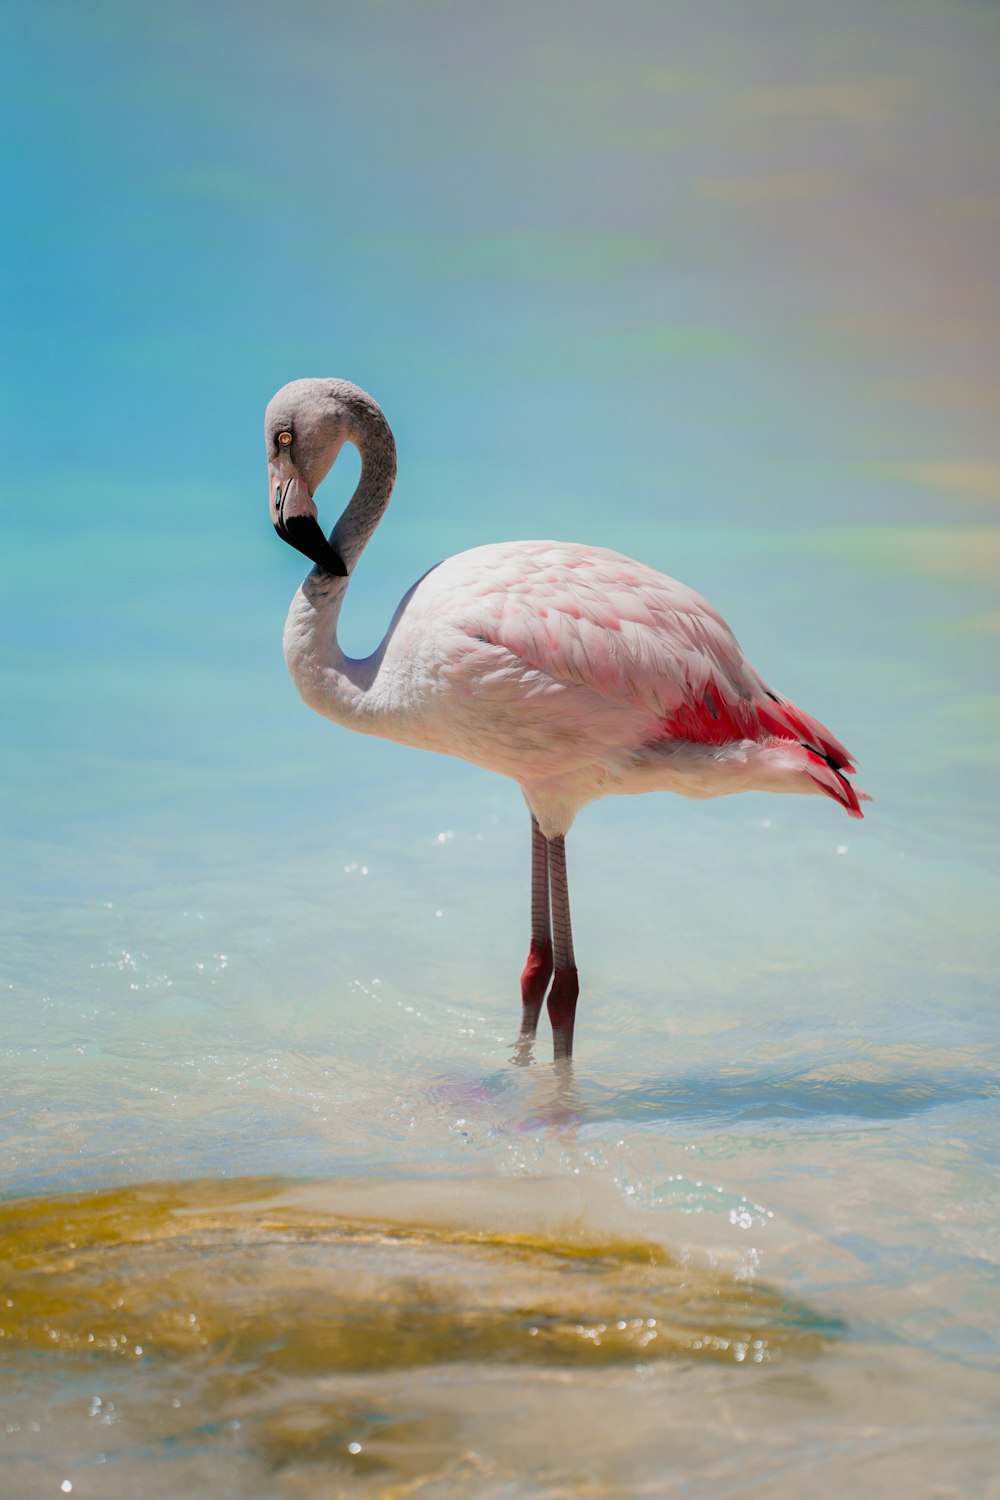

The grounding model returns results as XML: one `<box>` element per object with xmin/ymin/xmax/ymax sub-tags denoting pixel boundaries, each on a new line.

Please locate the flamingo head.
<box><xmin>264</xmin><ymin>379</ymin><xmax>353</xmax><ymax>576</ymax></box>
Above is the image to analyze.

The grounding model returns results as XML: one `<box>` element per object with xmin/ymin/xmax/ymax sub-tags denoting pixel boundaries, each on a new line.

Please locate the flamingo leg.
<box><xmin>519</xmin><ymin>816</ymin><xmax>553</xmax><ymax>1038</ymax></box>
<box><xmin>546</xmin><ymin>834</ymin><xmax>579</xmax><ymax>1060</ymax></box>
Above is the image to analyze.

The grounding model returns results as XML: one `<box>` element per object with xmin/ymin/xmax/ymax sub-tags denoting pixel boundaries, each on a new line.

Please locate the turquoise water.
<box><xmin>4</xmin><ymin>2</ymin><xmax>999</xmax><ymax>1494</ymax></box>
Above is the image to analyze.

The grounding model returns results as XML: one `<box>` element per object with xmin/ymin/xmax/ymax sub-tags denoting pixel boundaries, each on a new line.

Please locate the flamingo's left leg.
<box><xmin>546</xmin><ymin>834</ymin><xmax>579</xmax><ymax>1060</ymax></box>
<box><xmin>519</xmin><ymin>815</ymin><xmax>553</xmax><ymax>1039</ymax></box>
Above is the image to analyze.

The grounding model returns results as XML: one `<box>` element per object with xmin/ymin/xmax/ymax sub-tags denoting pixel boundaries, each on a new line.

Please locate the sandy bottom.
<box><xmin>2</xmin><ymin>1174</ymin><xmax>997</xmax><ymax>1499</ymax></box>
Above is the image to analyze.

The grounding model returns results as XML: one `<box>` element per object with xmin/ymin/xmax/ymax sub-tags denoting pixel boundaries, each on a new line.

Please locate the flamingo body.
<box><xmin>267</xmin><ymin>378</ymin><xmax>866</xmax><ymax>1057</ymax></box>
<box><xmin>284</xmin><ymin>538</ymin><xmax>862</xmax><ymax>840</ymax></box>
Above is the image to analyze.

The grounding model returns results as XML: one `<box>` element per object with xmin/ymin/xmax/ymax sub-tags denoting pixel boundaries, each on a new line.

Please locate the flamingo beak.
<box><xmin>268</xmin><ymin>453</ymin><xmax>348</xmax><ymax>576</ymax></box>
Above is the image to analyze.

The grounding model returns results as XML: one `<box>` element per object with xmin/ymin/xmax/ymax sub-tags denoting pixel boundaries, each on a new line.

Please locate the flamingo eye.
<box><xmin>277</xmin><ymin>431</ymin><xmax>293</xmax><ymax>448</ymax></box>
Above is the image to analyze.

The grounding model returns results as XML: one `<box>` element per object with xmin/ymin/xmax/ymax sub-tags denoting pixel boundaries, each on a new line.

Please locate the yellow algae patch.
<box><xmin>0</xmin><ymin>1178</ymin><xmax>840</xmax><ymax>1374</ymax></box>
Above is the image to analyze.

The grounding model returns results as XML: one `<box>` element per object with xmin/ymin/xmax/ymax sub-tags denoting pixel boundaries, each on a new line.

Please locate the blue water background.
<box><xmin>2</xmin><ymin>1</ymin><xmax>999</xmax><ymax>1493</ymax></box>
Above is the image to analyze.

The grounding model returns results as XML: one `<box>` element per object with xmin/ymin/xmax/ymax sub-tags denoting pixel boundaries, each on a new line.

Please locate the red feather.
<box><xmin>660</xmin><ymin>678</ymin><xmax>865</xmax><ymax>817</ymax></box>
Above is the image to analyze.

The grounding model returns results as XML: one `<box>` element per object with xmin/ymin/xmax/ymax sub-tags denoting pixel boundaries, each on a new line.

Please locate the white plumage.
<box><xmin>267</xmin><ymin>378</ymin><xmax>866</xmax><ymax>1057</ymax></box>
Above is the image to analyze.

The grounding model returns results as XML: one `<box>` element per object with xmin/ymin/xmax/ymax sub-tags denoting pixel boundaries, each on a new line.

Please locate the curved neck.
<box><xmin>329</xmin><ymin>395</ymin><xmax>397</xmax><ymax>576</ymax></box>
<box><xmin>284</xmin><ymin>400</ymin><xmax>398</xmax><ymax>729</ymax></box>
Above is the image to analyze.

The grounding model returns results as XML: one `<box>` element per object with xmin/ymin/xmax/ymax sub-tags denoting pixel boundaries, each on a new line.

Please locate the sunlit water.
<box><xmin>4</xmin><ymin>2</ymin><xmax>1000</xmax><ymax>1496</ymax></box>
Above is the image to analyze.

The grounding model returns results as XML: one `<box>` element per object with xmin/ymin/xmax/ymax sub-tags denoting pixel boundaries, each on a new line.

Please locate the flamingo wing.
<box><xmin>424</xmin><ymin>541</ymin><xmax>863</xmax><ymax>815</ymax></box>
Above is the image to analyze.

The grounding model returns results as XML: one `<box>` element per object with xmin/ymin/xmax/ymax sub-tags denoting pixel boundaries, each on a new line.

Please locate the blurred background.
<box><xmin>2</xmin><ymin>1</ymin><xmax>999</xmax><ymax>1495</ymax></box>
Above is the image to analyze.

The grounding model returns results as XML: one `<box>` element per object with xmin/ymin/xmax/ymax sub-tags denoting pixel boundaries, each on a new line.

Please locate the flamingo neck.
<box><xmin>329</xmin><ymin>394</ymin><xmax>397</xmax><ymax>575</ymax></box>
<box><xmin>283</xmin><ymin>401</ymin><xmax>398</xmax><ymax>730</ymax></box>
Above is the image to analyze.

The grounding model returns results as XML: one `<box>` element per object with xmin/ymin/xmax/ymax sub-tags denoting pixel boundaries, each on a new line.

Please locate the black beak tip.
<box><xmin>276</xmin><ymin>515</ymin><xmax>348</xmax><ymax>577</ymax></box>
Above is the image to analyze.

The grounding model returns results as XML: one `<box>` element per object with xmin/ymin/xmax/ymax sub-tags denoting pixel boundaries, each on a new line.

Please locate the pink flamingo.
<box><xmin>267</xmin><ymin>378</ymin><xmax>867</xmax><ymax>1058</ymax></box>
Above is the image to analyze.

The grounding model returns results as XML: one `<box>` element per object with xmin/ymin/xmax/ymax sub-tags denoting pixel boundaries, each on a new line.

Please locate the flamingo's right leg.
<box><xmin>519</xmin><ymin>816</ymin><xmax>553</xmax><ymax>1039</ymax></box>
<box><xmin>546</xmin><ymin>833</ymin><xmax>579</xmax><ymax>1061</ymax></box>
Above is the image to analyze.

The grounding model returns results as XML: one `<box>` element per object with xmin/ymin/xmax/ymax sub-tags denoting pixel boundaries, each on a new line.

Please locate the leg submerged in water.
<box><xmin>546</xmin><ymin>833</ymin><xmax>579</xmax><ymax>1060</ymax></box>
<box><xmin>519</xmin><ymin>816</ymin><xmax>553</xmax><ymax>1039</ymax></box>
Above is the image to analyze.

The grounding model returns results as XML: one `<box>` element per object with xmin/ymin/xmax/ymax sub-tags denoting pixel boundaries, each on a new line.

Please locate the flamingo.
<box><xmin>266</xmin><ymin>378</ymin><xmax>867</xmax><ymax>1059</ymax></box>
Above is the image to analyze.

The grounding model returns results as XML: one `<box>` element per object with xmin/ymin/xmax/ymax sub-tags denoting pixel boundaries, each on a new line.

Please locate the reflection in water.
<box><xmin>508</xmin><ymin>1046</ymin><xmax>586</xmax><ymax>1127</ymax></box>
<box><xmin>573</xmin><ymin>1066</ymin><xmax>1000</xmax><ymax>1127</ymax></box>
<box><xmin>495</xmin><ymin>1048</ymin><xmax>996</xmax><ymax>1135</ymax></box>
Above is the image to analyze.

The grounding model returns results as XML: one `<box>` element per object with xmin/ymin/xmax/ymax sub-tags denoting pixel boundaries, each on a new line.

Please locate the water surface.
<box><xmin>3</xmin><ymin>1</ymin><xmax>999</xmax><ymax>1495</ymax></box>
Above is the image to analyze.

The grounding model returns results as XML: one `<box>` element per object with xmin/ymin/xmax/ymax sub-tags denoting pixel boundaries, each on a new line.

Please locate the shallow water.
<box><xmin>5</xmin><ymin>1</ymin><xmax>1000</xmax><ymax>1495</ymax></box>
